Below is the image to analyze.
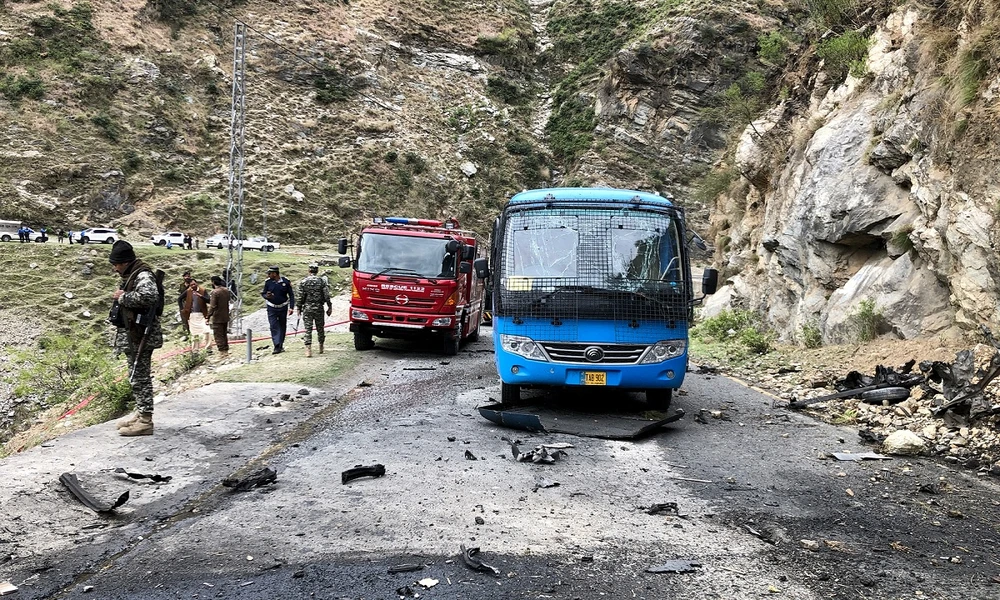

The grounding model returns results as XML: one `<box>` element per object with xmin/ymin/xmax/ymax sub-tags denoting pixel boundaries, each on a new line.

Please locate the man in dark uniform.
<box><xmin>261</xmin><ymin>265</ymin><xmax>294</xmax><ymax>354</ymax></box>
<box><xmin>109</xmin><ymin>240</ymin><xmax>163</xmax><ymax>436</ymax></box>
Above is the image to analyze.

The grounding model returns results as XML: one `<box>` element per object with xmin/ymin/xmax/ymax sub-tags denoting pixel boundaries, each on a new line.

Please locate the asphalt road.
<box><xmin>5</xmin><ymin>331</ymin><xmax>1000</xmax><ymax>600</ymax></box>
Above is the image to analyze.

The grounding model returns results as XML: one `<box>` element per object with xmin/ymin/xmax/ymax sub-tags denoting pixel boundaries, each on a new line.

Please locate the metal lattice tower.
<box><xmin>226</xmin><ymin>21</ymin><xmax>247</xmax><ymax>334</ymax></box>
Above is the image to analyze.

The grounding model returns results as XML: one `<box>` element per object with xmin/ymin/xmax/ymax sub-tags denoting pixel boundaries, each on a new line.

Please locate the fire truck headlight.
<box><xmin>500</xmin><ymin>334</ymin><xmax>547</xmax><ymax>361</ymax></box>
<box><xmin>639</xmin><ymin>340</ymin><xmax>685</xmax><ymax>364</ymax></box>
<box><xmin>432</xmin><ymin>317</ymin><xmax>452</xmax><ymax>326</ymax></box>
<box><xmin>351</xmin><ymin>309</ymin><xmax>370</xmax><ymax>321</ymax></box>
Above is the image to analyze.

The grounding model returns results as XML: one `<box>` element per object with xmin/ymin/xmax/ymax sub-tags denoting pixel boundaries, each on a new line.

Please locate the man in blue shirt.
<box><xmin>261</xmin><ymin>265</ymin><xmax>295</xmax><ymax>354</ymax></box>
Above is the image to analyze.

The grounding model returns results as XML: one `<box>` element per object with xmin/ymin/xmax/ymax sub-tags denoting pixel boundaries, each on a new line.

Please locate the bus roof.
<box><xmin>507</xmin><ymin>187</ymin><xmax>673</xmax><ymax>207</ymax></box>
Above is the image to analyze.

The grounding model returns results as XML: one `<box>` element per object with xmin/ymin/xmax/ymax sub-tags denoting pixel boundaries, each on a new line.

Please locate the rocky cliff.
<box><xmin>1</xmin><ymin>0</ymin><xmax>998</xmax><ymax>342</ymax></box>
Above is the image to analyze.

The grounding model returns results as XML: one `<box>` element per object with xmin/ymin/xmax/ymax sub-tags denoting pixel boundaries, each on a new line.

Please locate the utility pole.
<box><xmin>226</xmin><ymin>21</ymin><xmax>247</xmax><ymax>335</ymax></box>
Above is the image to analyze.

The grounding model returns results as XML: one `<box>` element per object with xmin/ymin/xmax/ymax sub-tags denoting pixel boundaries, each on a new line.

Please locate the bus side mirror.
<box><xmin>337</xmin><ymin>238</ymin><xmax>348</xmax><ymax>255</ymax></box>
<box><xmin>338</xmin><ymin>256</ymin><xmax>352</xmax><ymax>268</ymax></box>
<box><xmin>702</xmin><ymin>268</ymin><xmax>718</xmax><ymax>295</ymax></box>
<box><xmin>462</xmin><ymin>245</ymin><xmax>476</xmax><ymax>261</ymax></box>
<box><xmin>459</xmin><ymin>262</ymin><xmax>472</xmax><ymax>274</ymax></box>
<box><xmin>446</xmin><ymin>240</ymin><xmax>460</xmax><ymax>254</ymax></box>
<box><xmin>474</xmin><ymin>258</ymin><xmax>489</xmax><ymax>279</ymax></box>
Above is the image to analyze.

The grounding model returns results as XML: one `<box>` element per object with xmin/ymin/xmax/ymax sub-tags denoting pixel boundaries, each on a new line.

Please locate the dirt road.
<box><xmin>3</xmin><ymin>333</ymin><xmax>999</xmax><ymax>599</ymax></box>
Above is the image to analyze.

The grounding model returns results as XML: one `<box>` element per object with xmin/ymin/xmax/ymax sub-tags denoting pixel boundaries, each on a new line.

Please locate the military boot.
<box><xmin>305</xmin><ymin>345</ymin><xmax>312</xmax><ymax>358</ymax></box>
<box><xmin>116</xmin><ymin>412</ymin><xmax>140</xmax><ymax>430</ymax></box>
<box><xmin>119</xmin><ymin>413</ymin><xmax>153</xmax><ymax>436</ymax></box>
<box><xmin>318</xmin><ymin>342</ymin><xmax>324</xmax><ymax>355</ymax></box>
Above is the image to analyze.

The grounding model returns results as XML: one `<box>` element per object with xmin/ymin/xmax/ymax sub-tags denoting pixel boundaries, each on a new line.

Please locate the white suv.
<box><xmin>151</xmin><ymin>231</ymin><xmax>186</xmax><ymax>246</ymax></box>
<box><xmin>76</xmin><ymin>228</ymin><xmax>118</xmax><ymax>244</ymax></box>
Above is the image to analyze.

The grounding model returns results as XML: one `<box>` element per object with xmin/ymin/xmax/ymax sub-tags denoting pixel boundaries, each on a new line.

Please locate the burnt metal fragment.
<box><xmin>647</xmin><ymin>502</ymin><xmax>679</xmax><ymax>516</ymax></box>
<box><xmin>113</xmin><ymin>467</ymin><xmax>172</xmax><ymax>483</ymax></box>
<box><xmin>341</xmin><ymin>464</ymin><xmax>386</xmax><ymax>484</ymax></box>
<box><xmin>222</xmin><ymin>467</ymin><xmax>277</xmax><ymax>492</ymax></box>
<box><xmin>59</xmin><ymin>473</ymin><xmax>129</xmax><ymax>513</ymax></box>
<box><xmin>461</xmin><ymin>544</ymin><xmax>500</xmax><ymax>576</ymax></box>
<box><xmin>464</xmin><ymin>450</ymin><xmax>477</xmax><ymax>460</ymax></box>
<box><xmin>388</xmin><ymin>563</ymin><xmax>423</xmax><ymax>573</ymax></box>
<box><xmin>646</xmin><ymin>559</ymin><xmax>702</xmax><ymax>573</ymax></box>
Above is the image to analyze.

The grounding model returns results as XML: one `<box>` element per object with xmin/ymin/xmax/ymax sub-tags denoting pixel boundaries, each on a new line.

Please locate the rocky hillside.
<box><xmin>2</xmin><ymin>0</ymin><xmax>999</xmax><ymax>344</ymax></box>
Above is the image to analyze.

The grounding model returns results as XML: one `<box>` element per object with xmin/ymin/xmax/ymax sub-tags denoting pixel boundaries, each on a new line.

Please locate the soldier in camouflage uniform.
<box><xmin>109</xmin><ymin>240</ymin><xmax>163</xmax><ymax>436</ymax></box>
<box><xmin>297</xmin><ymin>262</ymin><xmax>332</xmax><ymax>357</ymax></box>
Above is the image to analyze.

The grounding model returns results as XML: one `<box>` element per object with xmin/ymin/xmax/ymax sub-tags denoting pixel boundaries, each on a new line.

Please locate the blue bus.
<box><xmin>474</xmin><ymin>188</ymin><xmax>718</xmax><ymax>409</ymax></box>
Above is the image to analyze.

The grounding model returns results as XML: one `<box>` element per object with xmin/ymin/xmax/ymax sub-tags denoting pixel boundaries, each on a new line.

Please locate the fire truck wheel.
<box><xmin>501</xmin><ymin>382</ymin><xmax>520</xmax><ymax>404</ymax></box>
<box><xmin>353</xmin><ymin>331</ymin><xmax>375</xmax><ymax>351</ymax></box>
<box><xmin>442</xmin><ymin>324</ymin><xmax>461</xmax><ymax>356</ymax></box>
<box><xmin>646</xmin><ymin>388</ymin><xmax>673</xmax><ymax>411</ymax></box>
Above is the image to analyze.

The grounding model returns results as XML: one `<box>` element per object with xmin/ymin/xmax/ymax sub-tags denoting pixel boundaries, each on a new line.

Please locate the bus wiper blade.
<box><xmin>531</xmin><ymin>285</ymin><xmax>608</xmax><ymax>306</ymax></box>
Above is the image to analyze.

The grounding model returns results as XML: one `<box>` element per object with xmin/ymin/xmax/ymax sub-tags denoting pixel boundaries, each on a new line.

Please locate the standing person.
<box><xmin>297</xmin><ymin>262</ymin><xmax>332</xmax><ymax>357</ymax></box>
<box><xmin>223</xmin><ymin>268</ymin><xmax>239</xmax><ymax>300</ymax></box>
<box><xmin>261</xmin><ymin>265</ymin><xmax>294</xmax><ymax>354</ymax></box>
<box><xmin>207</xmin><ymin>276</ymin><xmax>231</xmax><ymax>356</ymax></box>
<box><xmin>68</xmin><ymin>229</ymin><xmax>74</xmax><ymax>244</ymax></box>
<box><xmin>177</xmin><ymin>271</ymin><xmax>194</xmax><ymax>334</ymax></box>
<box><xmin>57</xmin><ymin>229</ymin><xmax>65</xmax><ymax>243</ymax></box>
<box><xmin>185</xmin><ymin>278</ymin><xmax>212</xmax><ymax>351</ymax></box>
<box><xmin>109</xmin><ymin>240</ymin><xmax>162</xmax><ymax>437</ymax></box>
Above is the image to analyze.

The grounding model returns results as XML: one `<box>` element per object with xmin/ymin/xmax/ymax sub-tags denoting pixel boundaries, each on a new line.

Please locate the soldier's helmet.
<box><xmin>308</xmin><ymin>262</ymin><xmax>319</xmax><ymax>272</ymax></box>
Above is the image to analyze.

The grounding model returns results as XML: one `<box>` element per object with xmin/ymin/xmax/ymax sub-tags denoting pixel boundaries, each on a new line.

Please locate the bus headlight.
<box><xmin>639</xmin><ymin>340</ymin><xmax>685</xmax><ymax>364</ymax></box>
<box><xmin>500</xmin><ymin>334</ymin><xmax>547</xmax><ymax>361</ymax></box>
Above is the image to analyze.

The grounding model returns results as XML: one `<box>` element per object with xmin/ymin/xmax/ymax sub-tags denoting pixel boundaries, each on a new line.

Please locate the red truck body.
<box><xmin>338</xmin><ymin>217</ymin><xmax>486</xmax><ymax>355</ymax></box>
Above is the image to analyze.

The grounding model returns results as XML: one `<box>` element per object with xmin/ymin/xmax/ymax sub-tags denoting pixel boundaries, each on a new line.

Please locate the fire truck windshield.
<box><xmin>357</xmin><ymin>232</ymin><xmax>457</xmax><ymax>279</ymax></box>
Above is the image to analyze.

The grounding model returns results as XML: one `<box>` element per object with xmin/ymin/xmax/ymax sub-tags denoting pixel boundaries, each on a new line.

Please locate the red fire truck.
<box><xmin>337</xmin><ymin>217</ymin><xmax>487</xmax><ymax>355</ymax></box>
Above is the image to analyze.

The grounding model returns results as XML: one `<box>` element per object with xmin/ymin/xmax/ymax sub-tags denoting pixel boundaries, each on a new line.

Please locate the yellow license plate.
<box><xmin>582</xmin><ymin>371</ymin><xmax>606</xmax><ymax>386</ymax></box>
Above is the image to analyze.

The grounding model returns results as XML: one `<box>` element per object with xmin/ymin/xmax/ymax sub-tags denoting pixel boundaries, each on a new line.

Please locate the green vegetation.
<box><xmin>313</xmin><ymin>64</ymin><xmax>365</xmax><ymax>104</ymax></box>
<box><xmin>545</xmin><ymin>1</ymin><xmax>667</xmax><ymax>163</ymax></box>
<box><xmin>800</xmin><ymin>320</ymin><xmax>823</xmax><ymax>349</ymax></box>
<box><xmin>758</xmin><ymin>31</ymin><xmax>789</xmax><ymax>64</ymax></box>
<box><xmin>475</xmin><ymin>27</ymin><xmax>535</xmax><ymax>63</ymax></box>
<box><xmin>955</xmin><ymin>48</ymin><xmax>988</xmax><ymax>108</ymax></box>
<box><xmin>694</xmin><ymin>168</ymin><xmax>737</xmax><ymax>205</ymax></box>
<box><xmin>691</xmin><ymin>309</ymin><xmax>776</xmax><ymax>359</ymax></box>
<box><xmin>831</xmin><ymin>407</ymin><xmax>859</xmax><ymax>424</ymax></box>
<box><xmin>817</xmin><ymin>30</ymin><xmax>869</xmax><ymax>81</ymax></box>
<box><xmin>5</xmin><ymin>334</ymin><xmax>133</xmax><ymax>427</ymax></box>
<box><xmin>486</xmin><ymin>76</ymin><xmax>529</xmax><ymax>105</ymax></box>
<box><xmin>804</xmin><ymin>0</ymin><xmax>865</xmax><ymax>29</ymax></box>
<box><xmin>702</xmin><ymin>72</ymin><xmax>766</xmax><ymax>132</ymax></box>
<box><xmin>215</xmin><ymin>334</ymin><xmax>358</xmax><ymax>386</ymax></box>
<box><xmin>890</xmin><ymin>226</ymin><xmax>914</xmax><ymax>253</ymax></box>
<box><xmin>848</xmin><ymin>298</ymin><xmax>883</xmax><ymax>342</ymax></box>
<box><xmin>91</xmin><ymin>112</ymin><xmax>122</xmax><ymax>142</ymax></box>
<box><xmin>0</xmin><ymin>73</ymin><xmax>46</xmax><ymax>103</ymax></box>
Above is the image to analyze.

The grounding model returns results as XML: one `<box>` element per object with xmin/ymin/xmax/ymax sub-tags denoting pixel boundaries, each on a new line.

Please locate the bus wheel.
<box><xmin>646</xmin><ymin>388</ymin><xmax>673</xmax><ymax>411</ymax></box>
<box><xmin>501</xmin><ymin>382</ymin><xmax>520</xmax><ymax>404</ymax></box>
<box><xmin>353</xmin><ymin>331</ymin><xmax>375</xmax><ymax>351</ymax></box>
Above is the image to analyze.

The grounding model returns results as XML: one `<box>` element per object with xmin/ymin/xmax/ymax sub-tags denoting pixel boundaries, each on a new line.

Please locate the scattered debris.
<box><xmin>461</xmin><ymin>544</ymin><xmax>501</xmax><ymax>576</ymax></box>
<box><xmin>113</xmin><ymin>467</ymin><xmax>172</xmax><ymax>483</ymax></box>
<box><xmin>59</xmin><ymin>473</ymin><xmax>129</xmax><ymax>513</ymax></box>
<box><xmin>387</xmin><ymin>563</ymin><xmax>423</xmax><ymax>574</ymax></box>
<box><xmin>417</xmin><ymin>578</ymin><xmax>439</xmax><ymax>588</ymax></box>
<box><xmin>396</xmin><ymin>585</ymin><xmax>415</xmax><ymax>596</ymax></box>
<box><xmin>0</xmin><ymin>581</ymin><xmax>18</xmax><ymax>596</ymax></box>
<box><xmin>341</xmin><ymin>464</ymin><xmax>386</xmax><ymax>484</ymax></box>
<box><xmin>646</xmin><ymin>559</ymin><xmax>701</xmax><ymax>574</ymax></box>
<box><xmin>533</xmin><ymin>477</ymin><xmax>560</xmax><ymax>491</ymax></box>
<box><xmin>926</xmin><ymin>338</ymin><xmax>1000</xmax><ymax>419</ymax></box>
<box><xmin>789</xmin><ymin>363</ymin><xmax>923</xmax><ymax>409</ymax></box>
<box><xmin>403</xmin><ymin>367</ymin><xmax>437</xmax><ymax>371</ymax></box>
<box><xmin>479</xmin><ymin>402</ymin><xmax>684</xmax><ymax>439</ymax></box>
<box><xmin>508</xmin><ymin>440</ymin><xmax>572</xmax><ymax>464</ymax></box>
<box><xmin>881</xmin><ymin>430</ymin><xmax>925</xmax><ymax>456</ymax></box>
<box><xmin>464</xmin><ymin>450</ymin><xmax>478</xmax><ymax>460</ymax></box>
<box><xmin>222</xmin><ymin>467</ymin><xmax>277</xmax><ymax>492</ymax></box>
<box><xmin>646</xmin><ymin>502</ymin><xmax>679</xmax><ymax>516</ymax></box>
<box><xmin>830</xmin><ymin>452</ymin><xmax>891</xmax><ymax>461</ymax></box>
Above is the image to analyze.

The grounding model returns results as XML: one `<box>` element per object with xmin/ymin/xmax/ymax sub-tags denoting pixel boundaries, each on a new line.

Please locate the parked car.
<box><xmin>75</xmin><ymin>228</ymin><xmax>118</xmax><ymax>244</ymax></box>
<box><xmin>205</xmin><ymin>233</ymin><xmax>241</xmax><ymax>249</ymax></box>
<box><xmin>0</xmin><ymin>221</ymin><xmax>47</xmax><ymax>242</ymax></box>
<box><xmin>242</xmin><ymin>236</ymin><xmax>280</xmax><ymax>252</ymax></box>
<box><xmin>151</xmin><ymin>231</ymin><xmax>186</xmax><ymax>247</ymax></box>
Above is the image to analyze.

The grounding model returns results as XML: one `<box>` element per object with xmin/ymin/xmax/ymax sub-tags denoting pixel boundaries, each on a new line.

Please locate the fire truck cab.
<box><xmin>338</xmin><ymin>217</ymin><xmax>487</xmax><ymax>355</ymax></box>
